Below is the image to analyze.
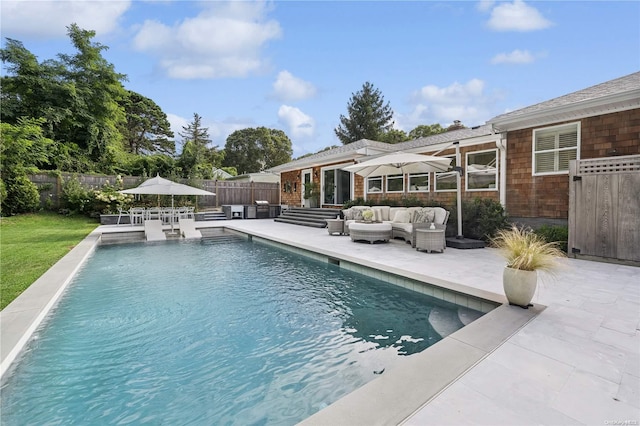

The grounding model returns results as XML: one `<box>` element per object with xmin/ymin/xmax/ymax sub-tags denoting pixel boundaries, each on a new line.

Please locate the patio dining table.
<box><xmin>125</xmin><ymin>206</ymin><xmax>194</xmax><ymax>226</ymax></box>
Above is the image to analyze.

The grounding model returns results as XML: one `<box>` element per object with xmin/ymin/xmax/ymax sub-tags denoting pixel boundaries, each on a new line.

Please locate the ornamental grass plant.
<box><xmin>491</xmin><ymin>225</ymin><xmax>566</xmax><ymax>272</ymax></box>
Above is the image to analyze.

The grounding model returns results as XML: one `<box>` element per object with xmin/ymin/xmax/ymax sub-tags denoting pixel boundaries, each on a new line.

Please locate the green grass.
<box><xmin>0</xmin><ymin>212</ymin><xmax>98</xmax><ymax>310</ymax></box>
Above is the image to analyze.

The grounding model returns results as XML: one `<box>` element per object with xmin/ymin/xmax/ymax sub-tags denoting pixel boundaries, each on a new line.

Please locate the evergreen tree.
<box><xmin>334</xmin><ymin>82</ymin><xmax>394</xmax><ymax>144</ymax></box>
<box><xmin>120</xmin><ymin>90</ymin><xmax>175</xmax><ymax>155</ymax></box>
<box><xmin>178</xmin><ymin>113</ymin><xmax>218</xmax><ymax>179</ymax></box>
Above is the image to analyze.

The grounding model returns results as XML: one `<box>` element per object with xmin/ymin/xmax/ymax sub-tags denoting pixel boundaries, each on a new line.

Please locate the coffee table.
<box><xmin>349</xmin><ymin>222</ymin><xmax>392</xmax><ymax>244</ymax></box>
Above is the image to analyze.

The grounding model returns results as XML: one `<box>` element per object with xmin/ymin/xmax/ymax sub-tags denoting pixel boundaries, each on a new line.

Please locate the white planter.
<box><xmin>503</xmin><ymin>267</ymin><xmax>538</xmax><ymax>308</ymax></box>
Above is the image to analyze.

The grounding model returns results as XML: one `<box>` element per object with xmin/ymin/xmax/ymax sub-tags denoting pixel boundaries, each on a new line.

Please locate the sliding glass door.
<box><xmin>322</xmin><ymin>166</ymin><xmax>352</xmax><ymax>206</ymax></box>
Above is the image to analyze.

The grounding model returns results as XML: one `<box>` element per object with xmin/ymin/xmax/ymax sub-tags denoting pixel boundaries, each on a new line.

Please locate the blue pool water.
<box><xmin>1</xmin><ymin>237</ymin><xmax>480</xmax><ymax>425</ymax></box>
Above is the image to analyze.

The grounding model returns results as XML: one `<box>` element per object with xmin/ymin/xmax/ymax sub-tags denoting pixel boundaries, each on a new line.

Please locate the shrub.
<box><xmin>534</xmin><ymin>225</ymin><xmax>569</xmax><ymax>253</ymax></box>
<box><xmin>449</xmin><ymin>197</ymin><xmax>508</xmax><ymax>241</ymax></box>
<box><xmin>92</xmin><ymin>175</ymin><xmax>133</xmax><ymax>215</ymax></box>
<box><xmin>2</xmin><ymin>175</ymin><xmax>40</xmax><ymax>216</ymax></box>
<box><xmin>60</xmin><ymin>175</ymin><xmax>93</xmax><ymax>215</ymax></box>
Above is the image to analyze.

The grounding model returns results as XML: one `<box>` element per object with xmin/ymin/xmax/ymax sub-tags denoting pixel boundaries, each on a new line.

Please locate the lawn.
<box><xmin>0</xmin><ymin>212</ymin><xmax>98</xmax><ymax>310</ymax></box>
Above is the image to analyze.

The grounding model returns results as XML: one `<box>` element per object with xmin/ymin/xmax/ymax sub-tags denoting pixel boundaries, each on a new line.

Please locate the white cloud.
<box><xmin>486</xmin><ymin>0</ymin><xmax>553</xmax><ymax>32</ymax></box>
<box><xmin>133</xmin><ymin>2</ymin><xmax>282</xmax><ymax>79</ymax></box>
<box><xmin>0</xmin><ymin>1</ymin><xmax>130</xmax><ymax>38</ymax></box>
<box><xmin>278</xmin><ymin>105</ymin><xmax>315</xmax><ymax>140</ymax></box>
<box><xmin>272</xmin><ymin>71</ymin><xmax>317</xmax><ymax>102</ymax></box>
<box><xmin>476</xmin><ymin>0</ymin><xmax>495</xmax><ymax>13</ymax></box>
<box><xmin>399</xmin><ymin>79</ymin><xmax>494</xmax><ymax>130</ymax></box>
<box><xmin>491</xmin><ymin>49</ymin><xmax>535</xmax><ymax>64</ymax></box>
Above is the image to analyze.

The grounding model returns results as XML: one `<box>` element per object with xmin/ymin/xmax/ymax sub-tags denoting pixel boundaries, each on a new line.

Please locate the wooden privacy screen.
<box><xmin>568</xmin><ymin>155</ymin><xmax>640</xmax><ymax>263</ymax></box>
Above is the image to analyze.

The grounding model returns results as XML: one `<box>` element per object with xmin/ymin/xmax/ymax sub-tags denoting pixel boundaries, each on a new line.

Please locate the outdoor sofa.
<box><xmin>342</xmin><ymin>205</ymin><xmax>450</xmax><ymax>247</ymax></box>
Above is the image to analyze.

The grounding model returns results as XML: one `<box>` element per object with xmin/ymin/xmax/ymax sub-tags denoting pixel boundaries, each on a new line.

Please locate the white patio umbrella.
<box><xmin>120</xmin><ymin>175</ymin><xmax>215</xmax><ymax>231</ymax></box>
<box><xmin>342</xmin><ymin>151</ymin><xmax>452</xmax><ymax>177</ymax></box>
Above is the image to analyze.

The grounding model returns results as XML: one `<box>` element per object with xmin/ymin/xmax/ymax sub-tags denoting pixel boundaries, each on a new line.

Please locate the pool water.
<box><xmin>1</xmin><ymin>238</ymin><xmax>481</xmax><ymax>425</ymax></box>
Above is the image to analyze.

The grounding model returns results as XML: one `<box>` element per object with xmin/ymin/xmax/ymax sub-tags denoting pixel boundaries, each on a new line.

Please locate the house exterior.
<box><xmin>488</xmin><ymin>71</ymin><xmax>640</xmax><ymax>224</ymax></box>
<box><xmin>269</xmin><ymin>72</ymin><xmax>640</xmax><ymax>225</ymax></box>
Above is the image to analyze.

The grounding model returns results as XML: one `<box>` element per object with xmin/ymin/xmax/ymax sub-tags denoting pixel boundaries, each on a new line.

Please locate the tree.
<box><xmin>120</xmin><ymin>90</ymin><xmax>175</xmax><ymax>155</ymax></box>
<box><xmin>177</xmin><ymin>113</ymin><xmax>220</xmax><ymax>179</ymax></box>
<box><xmin>334</xmin><ymin>82</ymin><xmax>394</xmax><ymax>144</ymax></box>
<box><xmin>408</xmin><ymin>124</ymin><xmax>446</xmax><ymax>139</ymax></box>
<box><xmin>380</xmin><ymin>128</ymin><xmax>409</xmax><ymax>144</ymax></box>
<box><xmin>223</xmin><ymin>127</ymin><xmax>293</xmax><ymax>174</ymax></box>
<box><xmin>0</xmin><ymin>118</ymin><xmax>54</xmax><ymax>215</ymax></box>
<box><xmin>56</xmin><ymin>24</ymin><xmax>128</xmax><ymax>171</ymax></box>
<box><xmin>0</xmin><ymin>38</ymin><xmax>75</xmax><ymax>140</ymax></box>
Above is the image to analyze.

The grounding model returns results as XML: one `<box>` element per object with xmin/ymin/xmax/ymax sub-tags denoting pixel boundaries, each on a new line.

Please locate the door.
<box><xmin>322</xmin><ymin>166</ymin><xmax>352</xmax><ymax>205</ymax></box>
<box><xmin>302</xmin><ymin>169</ymin><xmax>312</xmax><ymax>207</ymax></box>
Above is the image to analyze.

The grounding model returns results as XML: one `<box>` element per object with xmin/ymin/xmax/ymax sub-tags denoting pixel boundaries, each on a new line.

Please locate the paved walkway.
<box><xmin>220</xmin><ymin>220</ymin><xmax>640</xmax><ymax>425</ymax></box>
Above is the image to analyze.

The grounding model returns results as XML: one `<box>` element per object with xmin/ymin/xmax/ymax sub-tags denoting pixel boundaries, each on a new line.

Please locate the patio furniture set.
<box><xmin>117</xmin><ymin>206</ymin><xmax>195</xmax><ymax>226</ymax></box>
<box><xmin>327</xmin><ymin>206</ymin><xmax>448</xmax><ymax>253</ymax></box>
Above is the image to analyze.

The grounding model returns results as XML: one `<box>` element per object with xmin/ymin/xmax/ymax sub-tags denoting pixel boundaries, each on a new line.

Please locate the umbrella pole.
<box><xmin>170</xmin><ymin>195</ymin><xmax>176</xmax><ymax>234</ymax></box>
<box><xmin>454</xmin><ymin>142</ymin><xmax>463</xmax><ymax>238</ymax></box>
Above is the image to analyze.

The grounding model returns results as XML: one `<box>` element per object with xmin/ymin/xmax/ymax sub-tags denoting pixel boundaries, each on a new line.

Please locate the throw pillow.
<box><xmin>342</xmin><ymin>209</ymin><xmax>354</xmax><ymax>220</ymax></box>
<box><xmin>393</xmin><ymin>210</ymin><xmax>410</xmax><ymax>223</ymax></box>
<box><xmin>412</xmin><ymin>208</ymin><xmax>429</xmax><ymax>224</ymax></box>
<box><xmin>353</xmin><ymin>209</ymin><xmax>365</xmax><ymax>221</ymax></box>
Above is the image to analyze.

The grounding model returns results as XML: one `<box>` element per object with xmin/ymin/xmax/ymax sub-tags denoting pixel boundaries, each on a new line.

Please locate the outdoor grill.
<box><xmin>254</xmin><ymin>200</ymin><xmax>270</xmax><ymax>219</ymax></box>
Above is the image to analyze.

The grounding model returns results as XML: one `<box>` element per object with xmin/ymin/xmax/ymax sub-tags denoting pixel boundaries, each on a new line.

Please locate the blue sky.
<box><xmin>2</xmin><ymin>1</ymin><xmax>639</xmax><ymax>158</ymax></box>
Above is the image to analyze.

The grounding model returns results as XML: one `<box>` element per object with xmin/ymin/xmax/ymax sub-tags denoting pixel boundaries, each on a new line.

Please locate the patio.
<box><xmin>3</xmin><ymin>218</ymin><xmax>638</xmax><ymax>425</ymax></box>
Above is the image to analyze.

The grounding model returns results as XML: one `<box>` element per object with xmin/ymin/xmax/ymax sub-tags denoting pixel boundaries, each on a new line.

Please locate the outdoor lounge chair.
<box><xmin>144</xmin><ymin>219</ymin><xmax>166</xmax><ymax>241</ymax></box>
<box><xmin>179</xmin><ymin>218</ymin><xmax>202</xmax><ymax>239</ymax></box>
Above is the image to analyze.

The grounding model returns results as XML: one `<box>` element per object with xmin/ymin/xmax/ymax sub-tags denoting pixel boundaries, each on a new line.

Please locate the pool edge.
<box><xmin>1</xmin><ymin>229</ymin><xmax>102</xmax><ymax>379</ymax></box>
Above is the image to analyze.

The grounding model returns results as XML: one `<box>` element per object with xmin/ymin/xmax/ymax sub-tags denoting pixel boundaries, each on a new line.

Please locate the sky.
<box><xmin>1</xmin><ymin>0</ymin><xmax>639</xmax><ymax>158</ymax></box>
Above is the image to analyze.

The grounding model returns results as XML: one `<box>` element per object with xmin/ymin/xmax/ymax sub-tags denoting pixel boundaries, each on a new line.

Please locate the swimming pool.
<box><xmin>1</xmin><ymin>237</ymin><xmax>484</xmax><ymax>425</ymax></box>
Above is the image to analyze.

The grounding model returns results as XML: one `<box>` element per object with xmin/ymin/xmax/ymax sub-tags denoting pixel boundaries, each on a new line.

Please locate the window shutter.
<box><xmin>558</xmin><ymin>131</ymin><xmax>577</xmax><ymax>148</ymax></box>
<box><xmin>535</xmin><ymin>152</ymin><xmax>556</xmax><ymax>173</ymax></box>
<box><xmin>536</xmin><ymin>133</ymin><xmax>556</xmax><ymax>151</ymax></box>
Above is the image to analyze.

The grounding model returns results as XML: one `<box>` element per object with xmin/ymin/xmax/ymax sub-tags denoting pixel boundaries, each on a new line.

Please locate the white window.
<box><xmin>408</xmin><ymin>173</ymin><xmax>429</xmax><ymax>192</ymax></box>
<box><xmin>386</xmin><ymin>174</ymin><xmax>404</xmax><ymax>193</ymax></box>
<box><xmin>533</xmin><ymin>123</ymin><xmax>579</xmax><ymax>175</ymax></box>
<box><xmin>367</xmin><ymin>177</ymin><xmax>382</xmax><ymax>193</ymax></box>
<box><xmin>466</xmin><ymin>149</ymin><xmax>498</xmax><ymax>191</ymax></box>
<box><xmin>435</xmin><ymin>156</ymin><xmax>457</xmax><ymax>192</ymax></box>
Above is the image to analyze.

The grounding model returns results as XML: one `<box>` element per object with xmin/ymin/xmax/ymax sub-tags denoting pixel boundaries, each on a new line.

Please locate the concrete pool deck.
<box><xmin>2</xmin><ymin>219</ymin><xmax>639</xmax><ymax>425</ymax></box>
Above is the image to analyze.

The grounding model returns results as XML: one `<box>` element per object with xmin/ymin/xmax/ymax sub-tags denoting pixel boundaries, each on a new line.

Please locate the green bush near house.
<box><xmin>449</xmin><ymin>197</ymin><xmax>509</xmax><ymax>241</ymax></box>
<box><xmin>534</xmin><ymin>224</ymin><xmax>569</xmax><ymax>253</ymax></box>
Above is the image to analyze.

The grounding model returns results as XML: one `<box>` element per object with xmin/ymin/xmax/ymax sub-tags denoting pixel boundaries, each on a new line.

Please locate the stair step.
<box><xmin>274</xmin><ymin>218</ymin><xmax>328</xmax><ymax>228</ymax></box>
<box><xmin>274</xmin><ymin>207</ymin><xmax>340</xmax><ymax>228</ymax></box>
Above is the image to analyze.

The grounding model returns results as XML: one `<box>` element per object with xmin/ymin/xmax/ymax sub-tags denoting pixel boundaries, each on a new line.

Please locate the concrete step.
<box><xmin>198</xmin><ymin>211</ymin><xmax>227</xmax><ymax>221</ymax></box>
<box><xmin>274</xmin><ymin>217</ymin><xmax>328</xmax><ymax>228</ymax></box>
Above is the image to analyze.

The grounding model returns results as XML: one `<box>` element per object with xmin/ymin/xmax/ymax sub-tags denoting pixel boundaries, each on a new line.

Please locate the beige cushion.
<box><xmin>372</xmin><ymin>206</ymin><xmax>390</xmax><ymax>221</ymax></box>
<box><xmin>391</xmin><ymin>222</ymin><xmax>413</xmax><ymax>233</ymax></box>
<box><xmin>389</xmin><ymin>207</ymin><xmax>406</xmax><ymax>222</ymax></box>
<box><xmin>392</xmin><ymin>210</ymin><xmax>410</xmax><ymax>223</ymax></box>
<box><xmin>433</xmin><ymin>207</ymin><xmax>447</xmax><ymax>224</ymax></box>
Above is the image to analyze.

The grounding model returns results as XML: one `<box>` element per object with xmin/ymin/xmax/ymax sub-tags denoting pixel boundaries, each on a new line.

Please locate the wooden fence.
<box><xmin>568</xmin><ymin>155</ymin><xmax>640</xmax><ymax>264</ymax></box>
<box><xmin>29</xmin><ymin>173</ymin><xmax>280</xmax><ymax>209</ymax></box>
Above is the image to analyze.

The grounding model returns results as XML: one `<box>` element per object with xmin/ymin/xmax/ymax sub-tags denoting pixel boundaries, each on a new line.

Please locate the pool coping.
<box><xmin>1</xmin><ymin>225</ymin><xmax>544</xmax><ymax>425</ymax></box>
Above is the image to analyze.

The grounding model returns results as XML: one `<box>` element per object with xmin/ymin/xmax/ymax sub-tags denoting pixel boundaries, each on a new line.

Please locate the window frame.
<box><xmin>366</xmin><ymin>176</ymin><xmax>383</xmax><ymax>194</ymax></box>
<box><xmin>385</xmin><ymin>174</ymin><xmax>405</xmax><ymax>193</ymax></box>
<box><xmin>532</xmin><ymin>122</ymin><xmax>580</xmax><ymax>176</ymax></box>
<box><xmin>465</xmin><ymin>149</ymin><xmax>498</xmax><ymax>192</ymax></box>
<box><xmin>408</xmin><ymin>173</ymin><xmax>430</xmax><ymax>193</ymax></box>
<box><xmin>434</xmin><ymin>155</ymin><xmax>457</xmax><ymax>192</ymax></box>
